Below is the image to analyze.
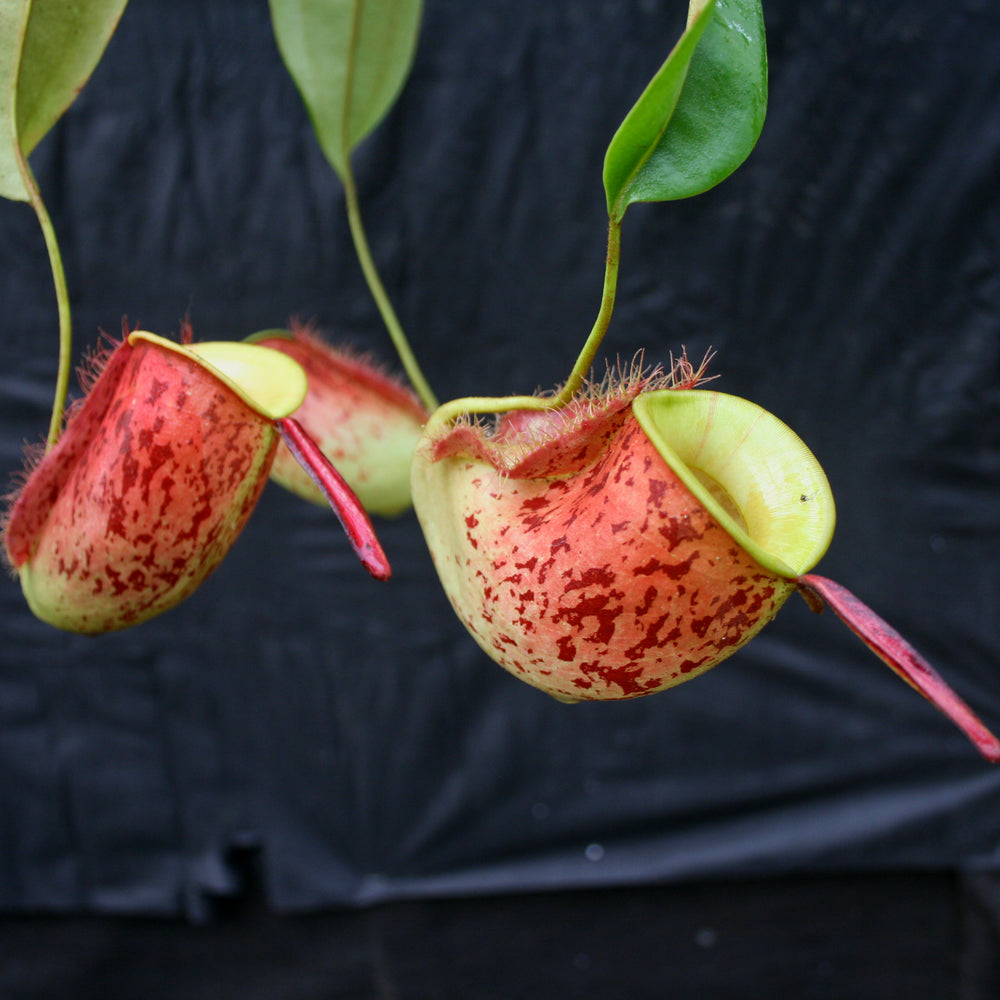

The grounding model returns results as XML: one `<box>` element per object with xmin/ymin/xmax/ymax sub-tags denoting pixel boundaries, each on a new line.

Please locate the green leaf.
<box><xmin>0</xmin><ymin>0</ymin><xmax>32</xmax><ymax>200</ymax></box>
<box><xmin>603</xmin><ymin>0</ymin><xmax>767</xmax><ymax>221</ymax></box>
<box><xmin>1</xmin><ymin>0</ymin><xmax>129</xmax><ymax>201</ymax></box>
<box><xmin>270</xmin><ymin>0</ymin><xmax>423</xmax><ymax>181</ymax></box>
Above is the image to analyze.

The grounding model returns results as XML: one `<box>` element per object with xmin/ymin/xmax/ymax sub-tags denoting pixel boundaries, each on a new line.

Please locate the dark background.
<box><xmin>2</xmin><ymin>0</ymin><xmax>999</xmax><ymax>996</ymax></box>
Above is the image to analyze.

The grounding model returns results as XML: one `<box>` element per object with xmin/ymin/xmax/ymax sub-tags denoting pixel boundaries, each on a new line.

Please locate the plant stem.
<box><xmin>424</xmin><ymin>216</ymin><xmax>623</xmax><ymax>437</ymax></box>
<box><xmin>341</xmin><ymin>163</ymin><xmax>439</xmax><ymax>413</ymax></box>
<box><xmin>552</xmin><ymin>216</ymin><xmax>621</xmax><ymax>405</ymax></box>
<box><xmin>423</xmin><ymin>392</ymin><xmax>552</xmax><ymax>440</ymax></box>
<box><xmin>22</xmin><ymin>162</ymin><xmax>72</xmax><ymax>451</ymax></box>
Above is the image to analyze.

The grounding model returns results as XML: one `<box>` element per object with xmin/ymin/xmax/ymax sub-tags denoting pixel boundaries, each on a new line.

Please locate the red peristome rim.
<box><xmin>278</xmin><ymin>418</ymin><xmax>391</xmax><ymax>581</ymax></box>
<box><xmin>797</xmin><ymin>574</ymin><xmax>1000</xmax><ymax>762</ymax></box>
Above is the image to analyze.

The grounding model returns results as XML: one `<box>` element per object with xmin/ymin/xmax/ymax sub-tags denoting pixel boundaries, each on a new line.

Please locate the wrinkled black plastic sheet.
<box><xmin>1</xmin><ymin>0</ymin><xmax>998</xmax><ymax>918</ymax></box>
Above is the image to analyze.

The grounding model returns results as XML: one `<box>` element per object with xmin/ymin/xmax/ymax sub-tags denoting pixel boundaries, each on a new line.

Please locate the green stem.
<box><xmin>552</xmin><ymin>215</ymin><xmax>621</xmax><ymax>406</ymax></box>
<box><xmin>22</xmin><ymin>162</ymin><xmax>72</xmax><ymax>451</ymax></box>
<box><xmin>424</xmin><ymin>216</ymin><xmax>623</xmax><ymax>437</ymax></box>
<box><xmin>341</xmin><ymin>162</ymin><xmax>439</xmax><ymax>413</ymax></box>
<box><xmin>423</xmin><ymin>392</ymin><xmax>552</xmax><ymax>440</ymax></box>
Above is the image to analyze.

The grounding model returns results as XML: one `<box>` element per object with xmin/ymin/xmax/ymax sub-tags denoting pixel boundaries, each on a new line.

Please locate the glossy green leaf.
<box><xmin>603</xmin><ymin>0</ymin><xmax>766</xmax><ymax>221</ymax></box>
<box><xmin>270</xmin><ymin>0</ymin><xmax>423</xmax><ymax>180</ymax></box>
<box><xmin>1</xmin><ymin>0</ymin><xmax>129</xmax><ymax>201</ymax></box>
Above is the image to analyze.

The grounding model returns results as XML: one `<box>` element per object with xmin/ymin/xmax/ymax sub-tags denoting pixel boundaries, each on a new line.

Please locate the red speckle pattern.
<box><xmin>4</xmin><ymin>338</ymin><xmax>276</xmax><ymax>633</ymax></box>
<box><xmin>414</xmin><ymin>404</ymin><xmax>794</xmax><ymax>701</ymax></box>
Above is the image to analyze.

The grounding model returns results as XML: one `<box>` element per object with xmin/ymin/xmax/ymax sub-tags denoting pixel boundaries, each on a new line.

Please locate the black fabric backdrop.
<box><xmin>1</xmin><ymin>0</ymin><xmax>999</xmax><ymax>931</ymax></box>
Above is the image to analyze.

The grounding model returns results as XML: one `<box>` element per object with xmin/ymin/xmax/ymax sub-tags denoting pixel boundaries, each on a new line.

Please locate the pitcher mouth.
<box><xmin>128</xmin><ymin>331</ymin><xmax>308</xmax><ymax>420</ymax></box>
<box><xmin>632</xmin><ymin>389</ymin><xmax>836</xmax><ymax>578</ymax></box>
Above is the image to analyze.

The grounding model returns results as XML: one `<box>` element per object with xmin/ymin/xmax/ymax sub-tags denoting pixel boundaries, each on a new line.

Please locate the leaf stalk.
<box><xmin>423</xmin><ymin>217</ymin><xmax>623</xmax><ymax>437</ymax></box>
<box><xmin>22</xmin><ymin>161</ymin><xmax>71</xmax><ymax>451</ymax></box>
<box><xmin>341</xmin><ymin>162</ymin><xmax>439</xmax><ymax>414</ymax></box>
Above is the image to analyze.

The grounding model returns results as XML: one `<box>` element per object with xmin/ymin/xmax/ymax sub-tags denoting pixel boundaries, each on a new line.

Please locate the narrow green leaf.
<box><xmin>603</xmin><ymin>0</ymin><xmax>767</xmax><ymax>220</ymax></box>
<box><xmin>270</xmin><ymin>0</ymin><xmax>423</xmax><ymax>180</ymax></box>
<box><xmin>0</xmin><ymin>0</ymin><xmax>31</xmax><ymax>200</ymax></box>
<box><xmin>1</xmin><ymin>0</ymin><xmax>130</xmax><ymax>202</ymax></box>
<box><xmin>16</xmin><ymin>0</ymin><xmax>130</xmax><ymax>155</ymax></box>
